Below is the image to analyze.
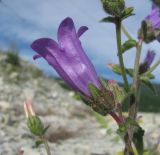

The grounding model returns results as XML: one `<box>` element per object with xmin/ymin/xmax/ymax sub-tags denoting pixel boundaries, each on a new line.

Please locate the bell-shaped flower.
<box><xmin>31</xmin><ymin>17</ymin><xmax>100</xmax><ymax>96</ymax></box>
<box><xmin>142</xmin><ymin>3</ymin><xmax>160</xmax><ymax>42</ymax></box>
<box><xmin>139</xmin><ymin>50</ymin><xmax>156</xmax><ymax>74</ymax></box>
<box><xmin>145</xmin><ymin>4</ymin><xmax>160</xmax><ymax>29</ymax></box>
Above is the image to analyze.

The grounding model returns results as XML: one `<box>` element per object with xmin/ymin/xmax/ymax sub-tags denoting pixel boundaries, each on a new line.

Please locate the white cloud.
<box><xmin>0</xmin><ymin>0</ymin><xmax>160</xmax><ymax>81</ymax></box>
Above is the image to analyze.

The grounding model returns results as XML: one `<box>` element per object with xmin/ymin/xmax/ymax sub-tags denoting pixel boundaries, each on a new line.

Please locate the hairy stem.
<box><xmin>115</xmin><ymin>18</ymin><xmax>134</xmax><ymax>155</ymax></box>
<box><xmin>126</xmin><ymin>39</ymin><xmax>143</xmax><ymax>153</ymax></box>
<box><xmin>129</xmin><ymin>39</ymin><xmax>143</xmax><ymax>121</ymax></box>
<box><xmin>109</xmin><ymin>111</ymin><xmax>123</xmax><ymax>125</ymax></box>
<box><xmin>116</xmin><ymin>18</ymin><xmax>130</xmax><ymax>92</ymax></box>
<box><xmin>41</xmin><ymin>136</ymin><xmax>52</xmax><ymax>155</ymax></box>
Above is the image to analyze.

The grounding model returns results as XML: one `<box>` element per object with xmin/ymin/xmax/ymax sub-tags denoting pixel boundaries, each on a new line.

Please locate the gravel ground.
<box><xmin>0</xmin><ymin>52</ymin><xmax>160</xmax><ymax>155</ymax></box>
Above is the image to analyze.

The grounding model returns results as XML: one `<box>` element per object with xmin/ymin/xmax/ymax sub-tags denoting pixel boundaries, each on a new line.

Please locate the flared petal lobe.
<box><xmin>31</xmin><ymin>17</ymin><xmax>100</xmax><ymax>96</ymax></box>
<box><xmin>31</xmin><ymin>38</ymin><xmax>80</xmax><ymax>91</ymax></box>
<box><xmin>77</xmin><ymin>26</ymin><xmax>88</xmax><ymax>38</ymax></box>
<box><xmin>145</xmin><ymin>4</ymin><xmax>160</xmax><ymax>29</ymax></box>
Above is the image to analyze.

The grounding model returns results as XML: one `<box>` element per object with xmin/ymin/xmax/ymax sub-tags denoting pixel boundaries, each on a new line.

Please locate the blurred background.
<box><xmin>1</xmin><ymin>0</ymin><xmax>159</xmax><ymax>80</ymax></box>
<box><xmin>0</xmin><ymin>0</ymin><xmax>160</xmax><ymax>155</ymax></box>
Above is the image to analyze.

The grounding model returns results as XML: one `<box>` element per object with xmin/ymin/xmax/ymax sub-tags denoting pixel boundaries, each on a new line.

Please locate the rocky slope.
<box><xmin>0</xmin><ymin>51</ymin><xmax>160</xmax><ymax>155</ymax></box>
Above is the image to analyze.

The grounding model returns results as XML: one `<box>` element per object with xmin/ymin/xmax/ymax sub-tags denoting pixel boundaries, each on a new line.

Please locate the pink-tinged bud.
<box><xmin>24</xmin><ymin>100</ymin><xmax>35</xmax><ymax>118</ymax></box>
<box><xmin>108</xmin><ymin>80</ymin><xmax>117</xmax><ymax>85</ymax></box>
<box><xmin>107</xmin><ymin>63</ymin><xmax>115</xmax><ymax>69</ymax></box>
<box><xmin>24</xmin><ymin>100</ymin><xmax>45</xmax><ymax>136</ymax></box>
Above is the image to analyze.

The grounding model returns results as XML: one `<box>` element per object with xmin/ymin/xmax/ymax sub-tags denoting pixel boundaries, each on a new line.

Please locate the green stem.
<box><xmin>115</xmin><ymin>18</ymin><xmax>134</xmax><ymax>155</ymax></box>
<box><xmin>126</xmin><ymin>40</ymin><xmax>143</xmax><ymax>152</ymax></box>
<box><xmin>116</xmin><ymin>18</ymin><xmax>130</xmax><ymax>92</ymax></box>
<box><xmin>129</xmin><ymin>39</ymin><xmax>143</xmax><ymax>120</ymax></box>
<box><xmin>41</xmin><ymin>136</ymin><xmax>52</xmax><ymax>155</ymax></box>
<box><xmin>144</xmin><ymin>59</ymin><xmax>160</xmax><ymax>75</ymax></box>
<box><xmin>121</xmin><ymin>24</ymin><xmax>133</xmax><ymax>40</ymax></box>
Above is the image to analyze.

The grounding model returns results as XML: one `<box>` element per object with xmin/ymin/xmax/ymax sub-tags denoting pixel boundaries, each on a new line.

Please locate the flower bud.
<box><xmin>24</xmin><ymin>100</ymin><xmax>44</xmax><ymax>136</ymax></box>
<box><xmin>101</xmin><ymin>0</ymin><xmax>125</xmax><ymax>17</ymax></box>
<box><xmin>27</xmin><ymin>116</ymin><xmax>44</xmax><ymax>136</ymax></box>
<box><xmin>138</xmin><ymin>20</ymin><xmax>158</xmax><ymax>43</ymax></box>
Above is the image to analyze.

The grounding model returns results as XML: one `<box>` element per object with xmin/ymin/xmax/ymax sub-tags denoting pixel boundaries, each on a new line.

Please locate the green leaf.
<box><xmin>142</xmin><ymin>73</ymin><xmax>155</xmax><ymax>79</ymax></box>
<box><xmin>33</xmin><ymin>140</ymin><xmax>43</xmax><ymax>148</ymax></box>
<box><xmin>140</xmin><ymin>76</ymin><xmax>157</xmax><ymax>95</ymax></box>
<box><xmin>116</xmin><ymin>124</ymin><xmax>127</xmax><ymax>137</ymax></box>
<box><xmin>121</xmin><ymin>39</ymin><xmax>137</xmax><ymax>53</ymax></box>
<box><xmin>126</xmin><ymin>68</ymin><xmax>134</xmax><ymax>77</ymax></box>
<box><xmin>133</xmin><ymin>126</ymin><xmax>145</xmax><ymax>155</ymax></box>
<box><xmin>100</xmin><ymin>16</ymin><xmax>116</xmax><ymax>23</ymax></box>
<box><xmin>94</xmin><ymin>112</ymin><xmax>108</xmax><ymax>128</ymax></box>
<box><xmin>42</xmin><ymin>125</ymin><xmax>50</xmax><ymax>135</ymax></box>
<box><xmin>125</xmin><ymin>117</ymin><xmax>139</xmax><ymax>128</ymax></box>
<box><xmin>121</xmin><ymin>7</ymin><xmax>135</xmax><ymax>20</ymax></box>
<box><xmin>108</xmin><ymin>64</ymin><xmax>122</xmax><ymax>75</ymax></box>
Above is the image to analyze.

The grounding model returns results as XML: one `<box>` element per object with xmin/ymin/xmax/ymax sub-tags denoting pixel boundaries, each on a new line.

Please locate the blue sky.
<box><xmin>0</xmin><ymin>0</ymin><xmax>160</xmax><ymax>82</ymax></box>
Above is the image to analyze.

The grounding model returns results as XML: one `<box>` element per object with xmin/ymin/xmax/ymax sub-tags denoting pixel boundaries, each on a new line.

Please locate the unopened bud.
<box><xmin>101</xmin><ymin>0</ymin><xmax>125</xmax><ymax>17</ymax></box>
<box><xmin>27</xmin><ymin>116</ymin><xmax>44</xmax><ymax>136</ymax></box>
<box><xmin>24</xmin><ymin>100</ymin><xmax>44</xmax><ymax>136</ymax></box>
<box><xmin>24</xmin><ymin>100</ymin><xmax>35</xmax><ymax>118</ymax></box>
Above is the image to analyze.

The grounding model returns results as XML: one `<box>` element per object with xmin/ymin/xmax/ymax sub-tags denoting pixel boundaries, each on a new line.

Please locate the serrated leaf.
<box><xmin>140</xmin><ymin>76</ymin><xmax>157</xmax><ymax>95</ymax></box>
<box><xmin>121</xmin><ymin>39</ymin><xmax>137</xmax><ymax>53</ymax></box>
<box><xmin>121</xmin><ymin>7</ymin><xmax>135</xmax><ymax>20</ymax></box>
<box><xmin>133</xmin><ymin>126</ymin><xmax>145</xmax><ymax>155</ymax></box>
<box><xmin>100</xmin><ymin>16</ymin><xmax>116</xmax><ymax>23</ymax></box>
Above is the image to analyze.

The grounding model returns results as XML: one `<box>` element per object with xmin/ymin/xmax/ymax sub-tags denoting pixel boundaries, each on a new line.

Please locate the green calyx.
<box><xmin>81</xmin><ymin>79</ymin><xmax>127</xmax><ymax>116</ymax></box>
<box><xmin>82</xmin><ymin>82</ymin><xmax>115</xmax><ymax>116</ymax></box>
<box><xmin>101</xmin><ymin>0</ymin><xmax>125</xmax><ymax>17</ymax></box>
<box><xmin>27</xmin><ymin>116</ymin><xmax>44</xmax><ymax>136</ymax></box>
<box><xmin>138</xmin><ymin>20</ymin><xmax>160</xmax><ymax>43</ymax></box>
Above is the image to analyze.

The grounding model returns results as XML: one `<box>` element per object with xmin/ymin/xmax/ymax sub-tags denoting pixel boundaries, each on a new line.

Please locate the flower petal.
<box><xmin>31</xmin><ymin>38</ymin><xmax>80</xmax><ymax>91</ymax></box>
<box><xmin>146</xmin><ymin>3</ymin><xmax>160</xmax><ymax>29</ymax></box>
<box><xmin>57</xmin><ymin>17</ymin><xmax>100</xmax><ymax>94</ymax></box>
<box><xmin>77</xmin><ymin>26</ymin><xmax>88</xmax><ymax>38</ymax></box>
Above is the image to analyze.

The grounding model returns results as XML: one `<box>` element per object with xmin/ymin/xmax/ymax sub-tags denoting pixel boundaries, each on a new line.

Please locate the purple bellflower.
<box><xmin>144</xmin><ymin>2</ymin><xmax>160</xmax><ymax>42</ymax></box>
<box><xmin>145</xmin><ymin>4</ymin><xmax>160</xmax><ymax>29</ymax></box>
<box><xmin>139</xmin><ymin>50</ymin><xmax>156</xmax><ymax>74</ymax></box>
<box><xmin>31</xmin><ymin>17</ymin><xmax>100</xmax><ymax>97</ymax></box>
